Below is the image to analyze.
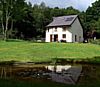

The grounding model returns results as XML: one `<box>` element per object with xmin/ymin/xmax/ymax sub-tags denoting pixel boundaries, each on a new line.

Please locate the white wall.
<box><xmin>45</xmin><ymin>27</ymin><xmax>72</xmax><ymax>42</ymax></box>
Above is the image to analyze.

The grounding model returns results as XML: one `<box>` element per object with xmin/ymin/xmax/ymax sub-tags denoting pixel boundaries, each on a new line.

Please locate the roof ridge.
<box><xmin>54</xmin><ymin>15</ymin><xmax>78</xmax><ymax>18</ymax></box>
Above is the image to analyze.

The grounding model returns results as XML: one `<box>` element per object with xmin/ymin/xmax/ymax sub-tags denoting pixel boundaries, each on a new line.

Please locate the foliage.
<box><xmin>89</xmin><ymin>39</ymin><xmax>100</xmax><ymax>45</ymax></box>
<box><xmin>0</xmin><ymin>0</ymin><xmax>100</xmax><ymax>40</ymax></box>
<box><xmin>85</xmin><ymin>0</ymin><xmax>100</xmax><ymax>39</ymax></box>
<box><xmin>0</xmin><ymin>1</ymin><xmax>81</xmax><ymax>40</ymax></box>
<box><xmin>0</xmin><ymin>0</ymin><xmax>26</xmax><ymax>40</ymax></box>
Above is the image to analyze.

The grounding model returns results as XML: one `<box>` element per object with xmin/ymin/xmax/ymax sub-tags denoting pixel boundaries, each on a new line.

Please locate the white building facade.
<box><xmin>46</xmin><ymin>15</ymin><xmax>83</xmax><ymax>42</ymax></box>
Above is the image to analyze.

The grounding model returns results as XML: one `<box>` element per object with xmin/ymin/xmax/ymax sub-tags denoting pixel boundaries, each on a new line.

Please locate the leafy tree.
<box><xmin>85</xmin><ymin>0</ymin><xmax>100</xmax><ymax>38</ymax></box>
<box><xmin>0</xmin><ymin>0</ymin><xmax>26</xmax><ymax>40</ymax></box>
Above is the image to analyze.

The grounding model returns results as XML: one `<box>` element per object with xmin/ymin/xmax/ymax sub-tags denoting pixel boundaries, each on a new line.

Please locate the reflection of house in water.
<box><xmin>45</xmin><ymin>65</ymin><xmax>82</xmax><ymax>84</ymax></box>
<box><xmin>46</xmin><ymin>65</ymin><xmax>71</xmax><ymax>72</ymax></box>
<box><xmin>0</xmin><ymin>64</ymin><xmax>82</xmax><ymax>85</ymax></box>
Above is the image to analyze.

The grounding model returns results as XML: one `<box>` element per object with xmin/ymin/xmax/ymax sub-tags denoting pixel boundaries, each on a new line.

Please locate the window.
<box><xmin>47</xmin><ymin>28</ymin><xmax>49</xmax><ymax>32</ymax></box>
<box><xmin>62</xmin><ymin>26</ymin><xmax>66</xmax><ymax>31</ymax></box>
<box><xmin>65</xmin><ymin>17</ymin><xmax>74</xmax><ymax>21</ymax></box>
<box><xmin>47</xmin><ymin>29</ymin><xmax>49</xmax><ymax>32</ymax></box>
<box><xmin>55</xmin><ymin>27</ymin><xmax>57</xmax><ymax>32</ymax></box>
<box><xmin>62</xmin><ymin>34</ymin><xmax>66</xmax><ymax>38</ymax></box>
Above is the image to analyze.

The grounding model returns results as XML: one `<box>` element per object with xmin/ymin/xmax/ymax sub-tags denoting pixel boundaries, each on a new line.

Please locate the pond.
<box><xmin>0</xmin><ymin>63</ymin><xmax>100</xmax><ymax>85</ymax></box>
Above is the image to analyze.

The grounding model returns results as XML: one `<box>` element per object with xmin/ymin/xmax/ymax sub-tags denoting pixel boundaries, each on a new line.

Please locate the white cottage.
<box><xmin>45</xmin><ymin>15</ymin><xmax>83</xmax><ymax>42</ymax></box>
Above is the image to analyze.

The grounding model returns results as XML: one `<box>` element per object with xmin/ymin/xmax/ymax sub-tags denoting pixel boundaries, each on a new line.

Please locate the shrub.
<box><xmin>89</xmin><ymin>39</ymin><xmax>100</xmax><ymax>45</ymax></box>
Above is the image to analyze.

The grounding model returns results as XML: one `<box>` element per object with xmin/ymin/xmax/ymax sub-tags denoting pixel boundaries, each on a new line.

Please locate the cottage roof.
<box><xmin>47</xmin><ymin>15</ymin><xmax>78</xmax><ymax>27</ymax></box>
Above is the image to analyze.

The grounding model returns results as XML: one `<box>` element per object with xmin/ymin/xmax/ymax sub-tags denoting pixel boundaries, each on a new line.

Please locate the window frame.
<box><xmin>62</xmin><ymin>26</ymin><xmax>67</xmax><ymax>32</ymax></box>
<box><xmin>62</xmin><ymin>34</ymin><xmax>66</xmax><ymax>38</ymax></box>
<box><xmin>55</xmin><ymin>27</ymin><xmax>57</xmax><ymax>32</ymax></box>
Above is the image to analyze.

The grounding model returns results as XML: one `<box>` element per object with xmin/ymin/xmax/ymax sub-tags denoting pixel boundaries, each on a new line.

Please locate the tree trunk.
<box><xmin>4</xmin><ymin>18</ymin><xmax>9</xmax><ymax>41</ymax></box>
<box><xmin>4</xmin><ymin>8</ymin><xmax>9</xmax><ymax>41</ymax></box>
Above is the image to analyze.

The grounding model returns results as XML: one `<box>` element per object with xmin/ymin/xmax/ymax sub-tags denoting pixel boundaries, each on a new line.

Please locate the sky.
<box><xmin>26</xmin><ymin>0</ymin><xmax>97</xmax><ymax>11</ymax></box>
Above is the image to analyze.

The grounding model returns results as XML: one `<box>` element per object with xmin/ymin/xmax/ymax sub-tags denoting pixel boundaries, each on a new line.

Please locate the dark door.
<box><xmin>54</xmin><ymin>35</ymin><xmax>58</xmax><ymax>42</ymax></box>
<box><xmin>75</xmin><ymin>35</ymin><xmax>77</xmax><ymax>42</ymax></box>
<box><xmin>50</xmin><ymin>35</ymin><xmax>52</xmax><ymax>42</ymax></box>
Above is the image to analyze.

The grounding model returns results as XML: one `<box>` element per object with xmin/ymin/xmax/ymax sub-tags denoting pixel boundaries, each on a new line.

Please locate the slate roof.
<box><xmin>47</xmin><ymin>15</ymin><xmax>78</xmax><ymax>27</ymax></box>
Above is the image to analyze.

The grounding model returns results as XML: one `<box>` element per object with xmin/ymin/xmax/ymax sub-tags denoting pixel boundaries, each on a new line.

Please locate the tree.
<box><xmin>0</xmin><ymin>1</ymin><xmax>86</xmax><ymax>40</ymax></box>
<box><xmin>65</xmin><ymin>6</ymin><xmax>80</xmax><ymax>15</ymax></box>
<box><xmin>0</xmin><ymin>0</ymin><xmax>13</xmax><ymax>40</ymax></box>
<box><xmin>0</xmin><ymin>0</ymin><xmax>26</xmax><ymax>40</ymax></box>
<box><xmin>85</xmin><ymin>0</ymin><xmax>100</xmax><ymax>38</ymax></box>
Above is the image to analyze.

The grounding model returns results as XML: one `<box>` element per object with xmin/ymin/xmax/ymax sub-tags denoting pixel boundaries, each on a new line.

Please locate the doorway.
<box><xmin>75</xmin><ymin>35</ymin><xmax>77</xmax><ymax>42</ymax></box>
<box><xmin>54</xmin><ymin>34</ymin><xmax>58</xmax><ymax>42</ymax></box>
<box><xmin>50</xmin><ymin>35</ymin><xmax>52</xmax><ymax>42</ymax></box>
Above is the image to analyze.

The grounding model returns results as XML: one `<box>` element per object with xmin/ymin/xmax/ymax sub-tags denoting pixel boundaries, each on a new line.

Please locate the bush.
<box><xmin>89</xmin><ymin>39</ymin><xmax>100</xmax><ymax>45</ymax></box>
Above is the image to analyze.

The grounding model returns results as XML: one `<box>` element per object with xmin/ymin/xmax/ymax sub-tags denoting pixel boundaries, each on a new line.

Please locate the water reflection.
<box><xmin>45</xmin><ymin>65</ymin><xmax>82</xmax><ymax>84</ymax></box>
<box><xmin>0</xmin><ymin>64</ymin><xmax>99</xmax><ymax>85</ymax></box>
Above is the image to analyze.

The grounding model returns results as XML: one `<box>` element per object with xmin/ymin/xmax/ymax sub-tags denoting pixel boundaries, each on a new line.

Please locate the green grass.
<box><xmin>0</xmin><ymin>40</ymin><xmax>100</xmax><ymax>62</ymax></box>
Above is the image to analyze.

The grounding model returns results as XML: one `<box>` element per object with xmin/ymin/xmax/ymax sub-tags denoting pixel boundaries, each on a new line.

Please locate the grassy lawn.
<box><xmin>0</xmin><ymin>40</ymin><xmax>100</xmax><ymax>62</ymax></box>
